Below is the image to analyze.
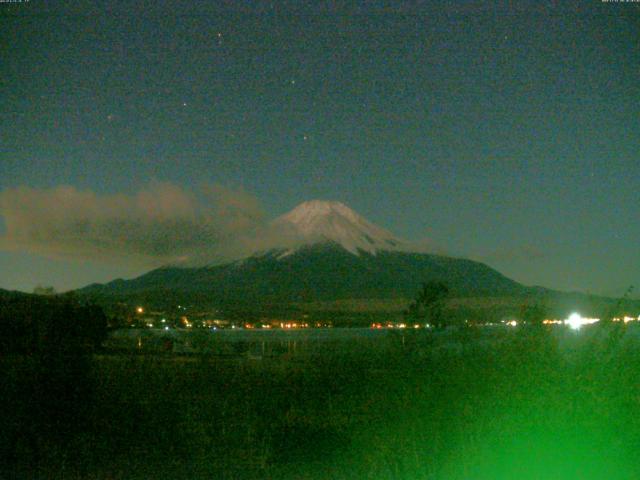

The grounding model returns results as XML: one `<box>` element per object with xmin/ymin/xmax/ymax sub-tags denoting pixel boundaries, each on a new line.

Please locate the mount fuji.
<box><xmin>269</xmin><ymin>200</ymin><xmax>409</xmax><ymax>256</ymax></box>
<box><xmin>78</xmin><ymin>200</ymin><xmax>531</xmax><ymax>307</ymax></box>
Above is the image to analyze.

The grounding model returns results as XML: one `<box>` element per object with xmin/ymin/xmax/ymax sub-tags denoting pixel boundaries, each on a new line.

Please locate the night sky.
<box><xmin>1</xmin><ymin>1</ymin><xmax>638</xmax><ymax>296</ymax></box>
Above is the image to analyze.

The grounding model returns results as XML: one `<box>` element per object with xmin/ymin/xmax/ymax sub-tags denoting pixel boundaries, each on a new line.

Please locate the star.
<box><xmin>182</xmin><ymin>102</ymin><xmax>188</xmax><ymax>107</ymax></box>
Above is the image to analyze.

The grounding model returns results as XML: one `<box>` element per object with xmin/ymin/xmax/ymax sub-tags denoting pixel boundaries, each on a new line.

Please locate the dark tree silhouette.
<box><xmin>520</xmin><ymin>302</ymin><xmax>547</xmax><ymax>326</ymax></box>
<box><xmin>405</xmin><ymin>281</ymin><xmax>450</xmax><ymax>328</ymax></box>
<box><xmin>33</xmin><ymin>285</ymin><xmax>57</xmax><ymax>296</ymax></box>
<box><xmin>0</xmin><ymin>293</ymin><xmax>107</xmax><ymax>354</ymax></box>
<box><xmin>0</xmin><ymin>293</ymin><xmax>108</xmax><ymax>474</ymax></box>
<box><xmin>600</xmin><ymin>285</ymin><xmax>634</xmax><ymax>325</ymax></box>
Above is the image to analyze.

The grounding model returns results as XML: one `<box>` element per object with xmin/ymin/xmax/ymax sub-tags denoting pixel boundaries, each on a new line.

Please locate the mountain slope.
<box><xmin>77</xmin><ymin>200</ymin><xmax>550</xmax><ymax>307</ymax></box>
<box><xmin>0</xmin><ymin>288</ymin><xmax>31</xmax><ymax>299</ymax></box>
<box><xmin>80</xmin><ymin>242</ymin><xmax>529</xmax><ymax>305</ymax></box>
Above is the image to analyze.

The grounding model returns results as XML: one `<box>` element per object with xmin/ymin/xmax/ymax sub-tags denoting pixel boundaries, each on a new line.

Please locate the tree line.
<box><xmin>0</xmin><ymin>291</ymin><xmax>107</xmax><ymax>355</ymax></box>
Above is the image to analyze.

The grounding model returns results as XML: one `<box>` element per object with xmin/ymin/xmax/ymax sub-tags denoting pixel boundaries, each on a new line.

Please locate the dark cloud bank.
<box><xmin>1</xmin><ymin>182</ymin><xmax>460</xmax><ymax>269</ymax></box>
<box><xmin>0</xmin><ymin>182</ymin><xmax>269</xmax><ymax>268</ymax></box>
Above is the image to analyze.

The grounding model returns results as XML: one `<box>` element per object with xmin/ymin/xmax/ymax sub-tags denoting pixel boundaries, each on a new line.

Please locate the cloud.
<box><xmin>0</xmin><ymin>182</ymin><xmax>265</xmax><ymax>267</ymax></box>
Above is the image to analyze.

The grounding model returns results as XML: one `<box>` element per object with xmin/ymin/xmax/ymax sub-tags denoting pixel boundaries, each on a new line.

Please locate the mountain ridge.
<box><xmin>79</xmin><ymin>240</ymin><xmax>533</xmax><ymax>303</ymax></box>
<box><xmin>81</xmin><ymin>201</ymin><xmax>620</xmax><ymax>316</ymax></box>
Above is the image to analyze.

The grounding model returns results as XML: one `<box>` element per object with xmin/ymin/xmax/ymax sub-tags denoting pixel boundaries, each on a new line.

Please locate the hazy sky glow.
<box><xmin>1</xmin><ymin>1</ymin><xmax>639</xmax><ymax>295</ymax></box>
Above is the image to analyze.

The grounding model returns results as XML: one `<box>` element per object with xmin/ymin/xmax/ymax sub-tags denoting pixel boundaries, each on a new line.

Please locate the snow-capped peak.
<box><xmin>272</xmin><ymin>200</ymin><xmax>407</xmax><ymax>255</ymax></box>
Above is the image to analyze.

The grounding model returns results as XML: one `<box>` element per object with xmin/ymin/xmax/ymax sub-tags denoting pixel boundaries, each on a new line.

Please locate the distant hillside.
<box><xmin>0</xmin><ymin>288</ymin><xmax>32</xmax><ymax>300</ymax></box>
<box><xmin>76</xmin><ymin>200</ymin><xmax>640</xmax><ymax>320</ymax></box>
<box><xmin>80</xmin><ymin>242</ymin><xmax>533</xmax><ymax>305</ymax></box>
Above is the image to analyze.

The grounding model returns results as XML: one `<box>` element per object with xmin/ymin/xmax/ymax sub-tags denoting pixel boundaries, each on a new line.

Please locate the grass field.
<box><xmin>2</xmin><ymin>324</ymin><xmax>640</xmax><ymax>479</ymax></box>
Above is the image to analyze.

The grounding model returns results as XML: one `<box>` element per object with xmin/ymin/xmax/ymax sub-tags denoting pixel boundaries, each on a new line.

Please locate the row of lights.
<box><xmin>136</xmin><ymin>306</ymin><xmax>639</xmax><ymax>333</ymax></box>
<box><xmin>371</xmin><ymin>323</ymin><xmax>427</xmax><ymax>329</ymax></box>
<box><xmin>507</xmin><ymin>313</ymin><xmax>599</xmax><ymax>330</ymax></box>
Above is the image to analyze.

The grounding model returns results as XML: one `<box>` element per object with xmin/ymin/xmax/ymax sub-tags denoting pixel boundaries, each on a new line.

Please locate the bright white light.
<box><xmin>507</xmin><ymin>320</ymin><xmax>517</xmax><ymax>327</ymax></box>
<box><xmin>564</xmin><ymin>313</ymin><xmax>599</xmax><ymax>330</ymax></box>
<box><xmin>566</xmin><ymin>313</ymin><xmax>583</xmax><ymax>330</ymax></box>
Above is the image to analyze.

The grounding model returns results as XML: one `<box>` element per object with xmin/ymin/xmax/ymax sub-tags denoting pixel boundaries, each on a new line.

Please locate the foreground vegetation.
<box><xmin>2</xmin><ymin>322</ymin><xmax>640</xmax><ymax>479</ymax></box>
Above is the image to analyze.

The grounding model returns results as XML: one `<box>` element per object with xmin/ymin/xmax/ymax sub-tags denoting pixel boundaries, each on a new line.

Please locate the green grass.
<box><xmin>2</xmin><ymin>325</ymin><xmax>640</xmax><ymax>479</ymax></box>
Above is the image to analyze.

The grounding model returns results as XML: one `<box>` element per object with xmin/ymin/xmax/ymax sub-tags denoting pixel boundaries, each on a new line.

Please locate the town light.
<box><xmin>566</xmin><ymin>313</ymin><xmax>582</xmax><ymax>330</ymax></box>
<box><xmin>564</xmin><ymin>313</ymin><xmax>599</xmax><ymax>330</ymax></box>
